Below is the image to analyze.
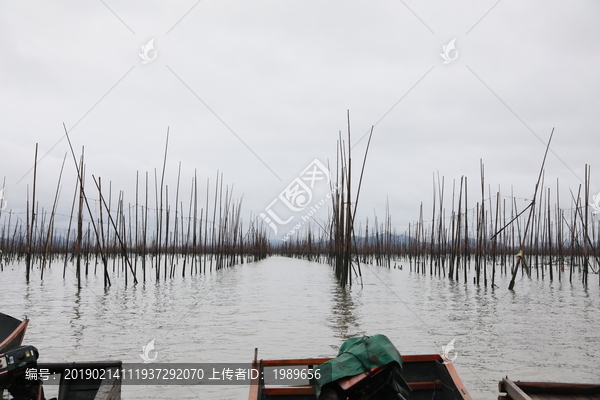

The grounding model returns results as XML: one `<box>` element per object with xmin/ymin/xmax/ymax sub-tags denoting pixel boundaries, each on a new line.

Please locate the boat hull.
<box><xmin>38</xmin><ymin>361</ymin><xmax>123</xmax><ymax>400</ymax></box>
<box><xmin>499</xmin><ymin>377</ymin><xmax>600</xmax><ymax>400</ymax></box>
<box><xmin>249</xmin><ymin>353</ymin><xmax>471</xmax><ymax>400</ymax></box>
<box><xmin>0</xmin><ymin>313</ymin><xmax>28</xmax><ymax>352</ymax></box>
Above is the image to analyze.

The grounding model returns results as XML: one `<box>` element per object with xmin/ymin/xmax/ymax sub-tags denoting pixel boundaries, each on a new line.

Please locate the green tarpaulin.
<box><xmin>310</xmin><ymin>334</ymin><xmax>404</xmax><ymax>398</ymax></box>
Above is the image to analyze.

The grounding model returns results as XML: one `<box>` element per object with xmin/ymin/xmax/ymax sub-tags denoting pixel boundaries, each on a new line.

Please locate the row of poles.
<box><xmin>0</xmin><ymin>128</ymin><xmax>270</xmax><ymax>288</ymax></box>
<box><xmin>272</xmin><ymin>129</ymin><xmax>599</xmax><ymax>289</ymax></box>
<box><xmin>1</xmin><ymin>126</ymin><xmax>597</xmax><ymax>290</ymax></box>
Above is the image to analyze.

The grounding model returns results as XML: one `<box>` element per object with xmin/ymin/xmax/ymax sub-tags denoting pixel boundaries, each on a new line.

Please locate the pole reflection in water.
<box><xmin>328</xmin><ymin>283</ymin><xmax>365</xmax><ymax>351</ymax></box>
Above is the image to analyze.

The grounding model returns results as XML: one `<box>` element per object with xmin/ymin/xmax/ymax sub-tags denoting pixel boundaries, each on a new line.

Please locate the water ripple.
<box><xmin>1</xmin><ymin>257</ymin><xmax>598</xmax><ymax>400</ymax></box>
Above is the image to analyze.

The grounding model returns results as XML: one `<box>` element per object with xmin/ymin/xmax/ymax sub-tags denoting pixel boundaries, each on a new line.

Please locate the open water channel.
<box><xmin>1</xmin><ymin>256</ymin><xmax>599</xmax><ymax>399</ymax></box>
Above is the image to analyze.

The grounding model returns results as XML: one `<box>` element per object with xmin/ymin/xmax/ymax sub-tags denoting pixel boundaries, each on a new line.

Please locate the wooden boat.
<box><xmin>0</xmin><ymin>314</ymin><xmax>120</xmax><ymax>400</ymax></box>
<box><xmin>499</xmin><ymin>377</ymin><xmax>600</xmax><ymax>400</ymax></box>
<box><xmin>1</xmin><ymin>358</ymin><xmax>121</xmax><ymax>400</ymax></box>
<box><xmin>37</xmin><ymin>361</ymin><xmax>123</xmax><ymax>400</ymax></box>
<box><xmin>0</xmin><ymin>312</ymin><xmax>28</xmax><ymax>352</ymax></box>
<box><xmin>248</xmin><ymin>350</ymin><xmax>472</xmax><ymax>400</ymax></box>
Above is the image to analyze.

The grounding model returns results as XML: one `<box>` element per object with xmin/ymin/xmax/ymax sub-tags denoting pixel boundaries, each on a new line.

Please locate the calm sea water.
<box><xmin>1</xmin><ymin>256</ymin><xmax>599</xmax><ymax>400</ymax></box>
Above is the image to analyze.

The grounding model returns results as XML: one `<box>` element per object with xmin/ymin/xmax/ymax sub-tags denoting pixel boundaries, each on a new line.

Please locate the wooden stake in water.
<box><xmin>509</xmin><ymin>128</ymin><xmax>554</xmax><ymax>290</ymax></box>
<box><xmin>26</xmin><ymin>144</ymin><xmax>38</xmax><ymax>282</ymax></box>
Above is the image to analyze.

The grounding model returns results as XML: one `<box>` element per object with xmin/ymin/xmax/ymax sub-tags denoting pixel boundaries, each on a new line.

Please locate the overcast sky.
<box><xmin>1</xmin><ymin>0</ymin><xmax>599</xmax><ymax>240</ymax></box>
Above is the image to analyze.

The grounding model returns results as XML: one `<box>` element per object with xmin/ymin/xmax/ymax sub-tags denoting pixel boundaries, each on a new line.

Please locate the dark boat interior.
<box><xmin>0</xmin><ymin>312</ymin><xmax>27</xmax><ymax>352</ymax></box>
